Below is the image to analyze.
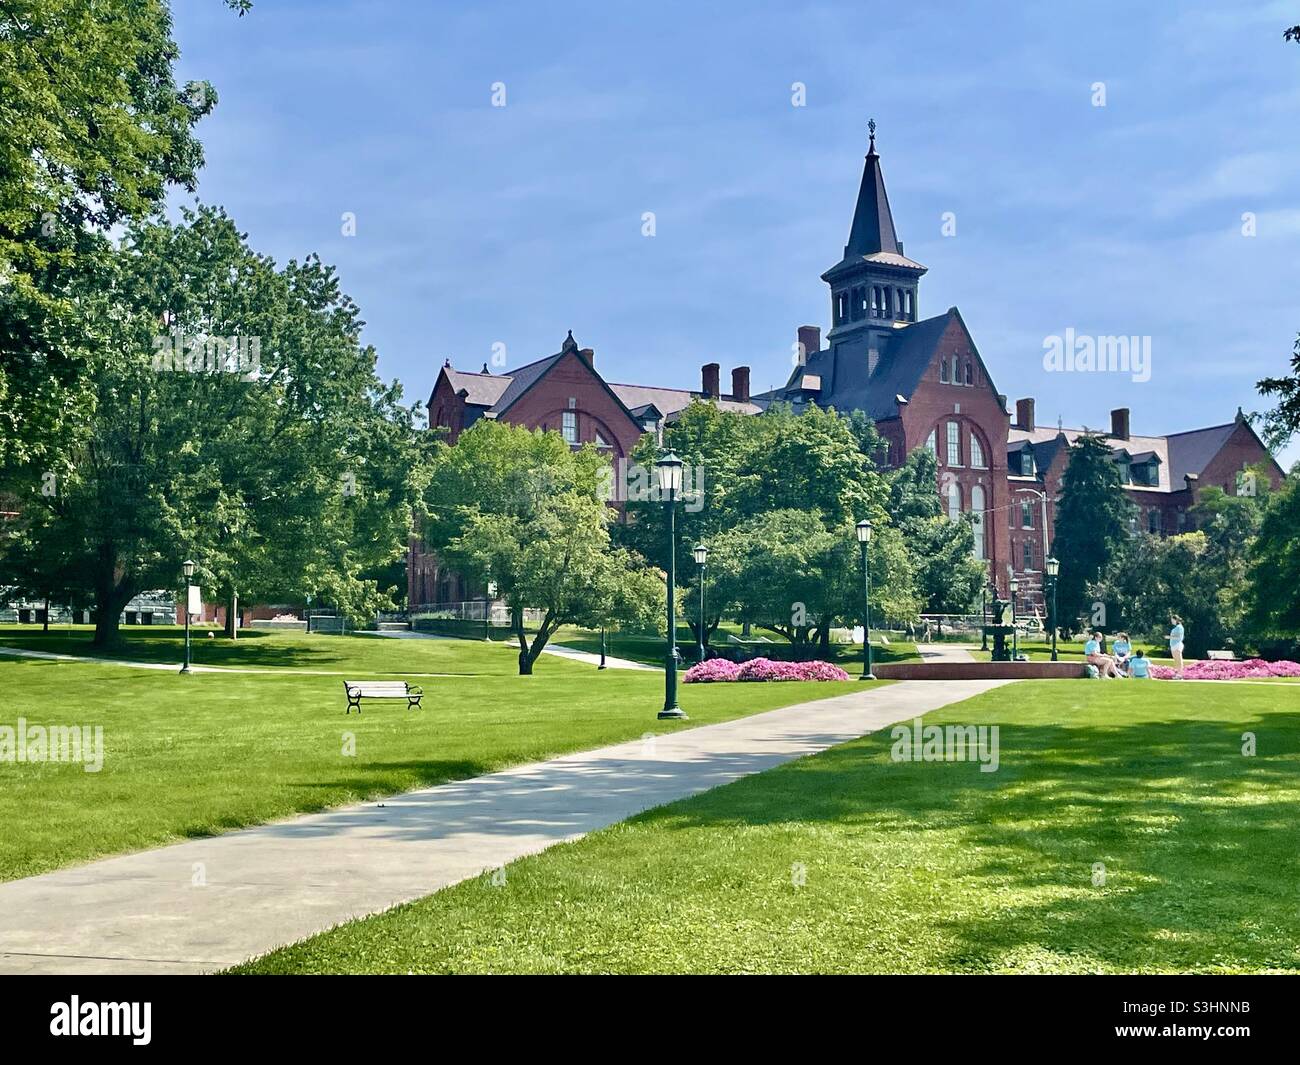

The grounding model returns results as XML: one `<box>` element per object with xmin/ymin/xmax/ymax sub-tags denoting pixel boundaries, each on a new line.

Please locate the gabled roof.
<box><xmin>443</xmin><ymin>369</ymin><xmax>511</xmax><ymax>407</ymax></box>
<box><xmin>608</xmin><ymin>382</ymin><xmax>762</xmax><ymax>420</ymax></box>
<box><xmin>1164</xmin><ymin>422</ymin><xmax>1237</xmax><ymax>486</ymax></box>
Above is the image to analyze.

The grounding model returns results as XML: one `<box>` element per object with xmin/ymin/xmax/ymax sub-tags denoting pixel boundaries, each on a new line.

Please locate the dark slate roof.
<box><xmin>490</xmin><ymin>354</ymin><xmax>563</xmax><ymax>414</ymax></box>
<box><xmin>445</xmin><ymin>369</ymin><xmax>512</xmax><ymax>407</ymax></box>
<box><xmin>1165</xmin><ymin>422</ymin><xmax>1236</xmax><ymax>486</ymax></box>
<box><xmin>822</xmin><ymin>136</ymin><xmax>926</xmax><ymax>278</ymax></box>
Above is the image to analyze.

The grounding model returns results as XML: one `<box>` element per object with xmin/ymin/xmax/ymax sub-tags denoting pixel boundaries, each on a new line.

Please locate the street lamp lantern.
<box><xmin>1045</xmin><ymin>556</ymin><xmax>1060</xmax><ymax>661</ymax></box>
<box><xmin>656</xmin><ymin>452</ymin><xmax>687</xmax><ymax>720</ymax></box>
<box><xmin>655</xmin><ymin>451</ymin><xmax>684</xmax><ymax>500</ymax></box>
<box><xmin>182</xmin><ymin>559</ymin><xmax>195</xmax><ymax>579</ymax></box>
<box><xmin>855</xmin><ymin>519</ymin><xmax>876</xmax><ymax>681</ymax></box>
<box><xmin>693</xmin><ymin>543</ymin><xmax>708</xmax><ymax>663</ymax></box>
<box><xmin>1008</xmin><ymin>576</ymin><xmax>1020</xmax><ymax>662</ymax></box>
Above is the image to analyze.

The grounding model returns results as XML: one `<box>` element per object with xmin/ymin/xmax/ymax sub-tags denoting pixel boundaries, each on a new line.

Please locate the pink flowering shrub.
<box><xmin>1149</xmin><ymin>658</ymin><xmax>1300</xmax><ymax>681</ymax></box>
<box><xmin>683</xmin><ymin>657</ymin><xmax>852</xmax><ymax>683</ymax></box>
<box><xmin>682</xmin><ymin>658</ymin><xmax>742</xmax><ymax>683</ymax></box>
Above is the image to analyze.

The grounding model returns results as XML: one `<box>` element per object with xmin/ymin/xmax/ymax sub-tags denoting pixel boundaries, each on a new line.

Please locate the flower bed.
<box><xmin>683</xmin><ymin>657</ymin><xmax>851</xmax><ymax>683</ymax></box>
<box><xmin>1149</xmin><ymin>658</ymin><xmax>1300</xmax><ymax>681</ymax></box>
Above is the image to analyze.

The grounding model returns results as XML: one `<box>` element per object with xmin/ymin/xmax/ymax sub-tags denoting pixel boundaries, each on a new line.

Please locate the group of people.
<box><xmin>1084</xmin><ymin>616</ymin><xmax>1185</xmax><ymax>680</ymax></box>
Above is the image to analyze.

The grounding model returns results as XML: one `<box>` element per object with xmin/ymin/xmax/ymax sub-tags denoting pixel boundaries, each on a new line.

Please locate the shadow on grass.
<box><xmin>631</xmin><ymin>711</ymin><xmax>1300</xmax><ymax>971</ymax></box>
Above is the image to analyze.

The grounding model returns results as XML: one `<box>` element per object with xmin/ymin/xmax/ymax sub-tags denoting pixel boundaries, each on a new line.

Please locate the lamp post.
<box><xmin>693</xmin><ymin>543</ymin><xmax>708</xmax><ymax>663</ymax></box>
<box><xmin>1045</xmin><ymin>556</ymin><xmax>1060</xmax><ymax>661</ymax></box>
<box><xmin>856</xmin><ymin>519</ymin><xmax>876</xmax><ymax>680</ymax></box>
<box><xmin>180</xmin><ymin>559</ymin><xmax>195</xmax><ymax>675</ymax></box>
<box><xmin>656</xmin><ymin>452</ymin><xmax>686</xmax><ymax>719</ymax></box>
<box><xmin>599</xmin><ymin>624</ymin><xmax>608</xmax><ymax>670</ymax></box>
<box><xmin>1009</xmin><ymin>575</ymin><xmax>1019</xmax><ymax>662</ymax></box>
<box><xmin>980</xmin><ymin>583</ymin><xmax>989</xmax><ymax>652</ymax></box>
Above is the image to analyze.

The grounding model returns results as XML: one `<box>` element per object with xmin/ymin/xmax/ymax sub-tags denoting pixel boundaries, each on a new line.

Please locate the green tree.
<box><xmin>425</xmin><ymin>420</ymin><xmax>661</xmax><ymax>674</ymax></box>
<box><xmin>0</xmin><ymin>206</ymin><xmax>420</xmax><ymax>646</ymax></box>
<box><xmin>1244</xmin><ymin>473</ymin><xmax>1300</xmax><ymax>640</ymax></box>
<box><xmin>0</xmin><ymin>0</ymin><xmax>247</xmax><ymax>476</ymax></box>
<box><xmin>1050</xmin><ymin>433</ymin><xmax>1134</xmax><ymax>633</ymax></box>
<box><xmin>887</xmin><ymin>448</ymin><xmax>985</xmax><ymax>622</ymax></box>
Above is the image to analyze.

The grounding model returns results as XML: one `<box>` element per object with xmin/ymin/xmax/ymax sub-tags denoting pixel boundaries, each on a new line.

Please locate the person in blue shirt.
<box><xmin>1111</xmin><ymin>632</ymin><xmax>1132</xmax><ymax>675</ymax></box>
<box><xmin>1085</xmin><ymin>631</ymin><xmax>1121</xmax><ymax>678</ymax></box>
<box><xmin>1168</xmin><ymin>614</ymin><xmax>1185</xmax><ymax>679</ymax></box>
<box><xmin>1129</xmin><ymin>649</ymin><xmax>1151</xmax><ymax>678</ymax></box>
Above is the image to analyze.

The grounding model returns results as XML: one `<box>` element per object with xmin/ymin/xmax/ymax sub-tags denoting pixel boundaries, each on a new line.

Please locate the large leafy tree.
<box><xmin>887</xmin><ymin>447</ymin><xmax>985</xmax><ymax>620</ymax></box>
<box><xmin>425</xmin><ymin>420</ymin><xmax>661</xmax><ymax>674</ymax></box>
<box><xmin>0</xmin><ymin>0</ymin><xmax>248</xmax><ymax>476</ymax></box>
<box><xmin>0</xmin><ymin>205</ymin><xmax>420</xmax><ymax>645</ymax></box>
<box><xmin>1244</xmin><ymin>473</ymin><xmax>1300</xmax><ymax>641</ymax></box>
<box><xmin>1050</xmin><ymin>433</ymin><xmax>1134</xmax><ymax>633</ymax></box>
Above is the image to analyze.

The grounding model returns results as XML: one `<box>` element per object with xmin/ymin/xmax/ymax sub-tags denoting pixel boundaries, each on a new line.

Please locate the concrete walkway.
<box><xmin>918</xmin><ymin>643</ymin><xmax>977</xmax><ymax>663</ymax></box>
<box><xmin>0</xmin><ymin>677</ymin><xmax>1010</xmax><ymax>975</ymax></box>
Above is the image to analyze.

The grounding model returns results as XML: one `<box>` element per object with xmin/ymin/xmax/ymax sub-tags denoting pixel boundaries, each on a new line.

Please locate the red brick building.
<box><xmin>410</xmin><ymin>128</ymin><xmax>1285</xmax><ymax>615</ymax></box>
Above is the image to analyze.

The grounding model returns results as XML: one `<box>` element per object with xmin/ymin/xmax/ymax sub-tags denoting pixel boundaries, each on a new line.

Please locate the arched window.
<box><xmin>971</xmin><ymin>485</ymin><xmax>986</xmax><ymax>559</ymax></box>
<box><xmin>946</xmin><ymin>480</ymin><xmax>962</xmax><ymax>520</ymax></box>
<box><xmin>926</xmin><ymin>429</ymin><xmax>937</xmax><ymax>458</ymax></box>
<box><xmin>970</xmin><ymin>434</ymin><xmax>986</xmax><ymax>469</ymax></box>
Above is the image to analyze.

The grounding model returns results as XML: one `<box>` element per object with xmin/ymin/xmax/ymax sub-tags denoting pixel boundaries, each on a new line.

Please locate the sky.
<box><xmin>169</xmin><ymin>0</ymin><xmax>1300</xmax><ymax>467</ymax></box>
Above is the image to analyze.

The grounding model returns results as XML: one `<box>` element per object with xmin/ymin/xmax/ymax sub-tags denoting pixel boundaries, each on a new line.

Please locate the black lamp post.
<box><xmin>598</xmin><ymin>624</ymin><xmax>607</xmax><ymax>670</ymax></box>
<box><xmin>180</xmin><ymin>559</ymin><xmax>195</xmax><ymax>675</ymax></box>
<box><xmin>1009</xmin><ymin>575</ymin><xmax>1019</xmax><ymax>662</ymax></box>
<box><xmin>693</xmin><ymin>543</ymin><xmax>708</xmax><ymax>663</ymax></box>
<box><xmin>980</xmin><ymin>583</ymin><xmax>989</xmax><ymax>652</ymax></box>
<box><xmin>656</xmin><ymin>452</ymin><xmax>686</xmax><ymax>719</ymax></box>
<box><xmin>1046</xmin><ymin>556</ymin><xmax>1060</xmax><ymax>662</ymax></box>
<box><xmin>856</xmin><ymin>519</ymin><xmax>876</xmax><ymax>680</ymax></box>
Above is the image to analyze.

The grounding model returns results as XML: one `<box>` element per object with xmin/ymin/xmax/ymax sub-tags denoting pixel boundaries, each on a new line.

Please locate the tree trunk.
<box><xmin>512</xmin><ymin>606</ymin><xmax>532</xmax><ymax>675</ymax></box>
<box><xmin>43</xmin><ymin>597</ymin><xmax>50</xmax><ymax>634</ymax></box>
<box><xmin>224</xmin><ymin>589</ymin><xmax>238</xmax><ymax>640</ymax></box>
<box><xmin>817</xmin><ymin>621</ymin><xmax>831</xmax><ymax>658</ymax></box>
<box><xmin>92</xmin><ymin>584</ymin><xmax>133</xmax><ymax>647</ymax></box>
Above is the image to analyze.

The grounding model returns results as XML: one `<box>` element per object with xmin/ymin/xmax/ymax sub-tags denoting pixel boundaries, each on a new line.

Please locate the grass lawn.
<box><xmin>0</xmin><ymin>628</ymin><xmax>878</xmax><ymax>882</ymax></box>
<box><xmin>234</xmin><ymin>679</ymin><xmax>1300</xmax><ymax>974</ymax></box>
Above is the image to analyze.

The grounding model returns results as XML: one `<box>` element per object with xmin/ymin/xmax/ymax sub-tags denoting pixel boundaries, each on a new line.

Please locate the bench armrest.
<box><xmin>406</xmin><ymin>685</ymin><xmax>424</xmax><ymax>696</ymax></box>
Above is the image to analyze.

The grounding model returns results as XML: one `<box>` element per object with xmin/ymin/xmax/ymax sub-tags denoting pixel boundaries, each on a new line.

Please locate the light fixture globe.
<box><xmin>1046</xmin><ymin>556</ymin><xmax>1060</xmax><ymax>578</ymax></box>
<box><xmin>182</xmin><ymin>559</ymin><xmax>196</xmax><ymax>579</ymax></box>
<box><xmin>693</xmin><ymin>543</ymin><xmax>708</xmax><ymax>566</ymax></box>
<box><xmin>855</xmin><ymin>519</ymin><xmax>873</xmax><ymax>544</ymax></box>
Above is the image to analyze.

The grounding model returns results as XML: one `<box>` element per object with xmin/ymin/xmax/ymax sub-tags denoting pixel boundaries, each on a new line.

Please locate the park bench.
<box><xmin>1206</xmin><ymin>649</ymin><xmax>1237</xmax><ymax>661</ymax></box>
<box><xmin>342</xmin><ymin>680</ymin><xmax>423</xmax><ymax>714</ymax></box>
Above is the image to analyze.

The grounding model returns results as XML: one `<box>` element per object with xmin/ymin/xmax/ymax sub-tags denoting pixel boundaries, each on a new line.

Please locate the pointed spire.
<box><xmin>561</xmin><ymin>330</ymin><xmax>578</xmax><ymax>354</ymax></box>
<box><xmin>845</xmin><ymin>120</ymin><xmax>901</xmax><ymax>258</ymax></box>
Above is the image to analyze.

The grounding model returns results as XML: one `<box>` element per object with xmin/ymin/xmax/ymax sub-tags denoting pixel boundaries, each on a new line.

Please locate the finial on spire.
<box><xmin>868</xmin><ymin>118</ymin><xmax>877</xmax><ymax>154</ymax></box>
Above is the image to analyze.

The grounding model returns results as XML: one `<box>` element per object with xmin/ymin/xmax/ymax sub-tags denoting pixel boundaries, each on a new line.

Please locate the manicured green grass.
<box><xmin>0</xmin><ymin>631</ymin><xmax>877</xmax><ymax>882</ymax></box>
<box><xmin>235</xmin><ymin>680</ymin><xmax>1300</xmax><ymax>974</ymax></box>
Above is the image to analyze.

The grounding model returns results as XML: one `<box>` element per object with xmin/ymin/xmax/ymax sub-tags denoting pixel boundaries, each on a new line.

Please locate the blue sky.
<box><xmin>171</xmin><ymin>0</ymin><xmax>1300</xmax><ymax>465</ymax></box>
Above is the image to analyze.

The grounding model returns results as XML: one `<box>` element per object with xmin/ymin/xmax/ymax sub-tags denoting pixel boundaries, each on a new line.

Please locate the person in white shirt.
<box><xmin>1167</xmin><ymin>615</ymin><xmax>1185</xmax><ymax>679</ymax></box>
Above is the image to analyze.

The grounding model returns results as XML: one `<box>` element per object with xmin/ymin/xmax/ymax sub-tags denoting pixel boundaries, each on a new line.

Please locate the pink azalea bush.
<box><xmin>1149</xmin><ymin>658</ymin><xmax>1300</xmax><ymax>681</ymax></box>
<box><xmin>681</xmin><ymin>658</ymin><xmax>742</xmax><ymax>683</ymax></box>
<box><xmin>684</xmin><ymin>657</ymin><xmax>851</xmax><ymax>683</ymax></box>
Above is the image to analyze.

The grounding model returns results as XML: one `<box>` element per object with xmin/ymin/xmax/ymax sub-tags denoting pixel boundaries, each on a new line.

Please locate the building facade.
<box><xmin>412</xmin><ymin>130</ymin><xmax>1286</xmax><ymax>614</ymax></box>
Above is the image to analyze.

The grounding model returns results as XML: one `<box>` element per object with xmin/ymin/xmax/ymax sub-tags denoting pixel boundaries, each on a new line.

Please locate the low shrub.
<box><xmin>1149</xmin><ymin>658</ymin><xmax>1300</xmax><ymax>681</ymax></box>
<box><xmin>684</xmin><ymin>657</ymin><xmax>851</xmax><ymax>683</ymax></box>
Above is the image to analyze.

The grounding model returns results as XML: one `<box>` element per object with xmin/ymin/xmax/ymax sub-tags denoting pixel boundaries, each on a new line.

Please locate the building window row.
<box><xmin>939</xmin><ymin>355</ymin><xmax>977</xmax><ymax>387</ymax></box>
<box><xmin>929</xmin><ymin>420</ymin><xmax>989</xmax><ymax>470</ymax></box>
<box><xmin>834</xmin><ymin>284</ymin><xmax>916</xmax><ymax>325</ymax></box>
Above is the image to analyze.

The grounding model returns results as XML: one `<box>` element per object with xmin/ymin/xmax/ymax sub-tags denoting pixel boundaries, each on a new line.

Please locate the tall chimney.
<box><xmin>731</xmin><ymin>366</ymin><xmax>751</xmax><ymax>403</ymax></box>
<box><xmin>1111</xmin><ymin>407</ymin><xmax>1130</xmax><ymax>441</ymax></box>
<box><xmin>1015</xmin><ymin>398</ymin><xmax>1035</xmax><ymax>431</ymax></box>
<box><xmin>702</xmin><ymin>362</ymin><xmax>720</xmax><ymax>399</ymax></box>
<box><xmin>797</xmin><ymin>325</ymin><xmax>821</xmax><ymax>365</ymax></box>
<box><xmin>577</xmin><ymin>347</ymin><xmax>595</xmax><ymax>368</ymax></box>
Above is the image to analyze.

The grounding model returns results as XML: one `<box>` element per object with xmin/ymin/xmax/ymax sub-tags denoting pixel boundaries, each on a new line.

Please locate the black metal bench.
<box><xmin>343</xmin><ymin>680</ymin><xmax>423</xmax><ymax>714</ymax></box>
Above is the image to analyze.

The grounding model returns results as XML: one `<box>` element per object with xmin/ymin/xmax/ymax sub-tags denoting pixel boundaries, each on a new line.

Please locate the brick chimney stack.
<box><xmin>1111</xmin><ymin>407</ymin><xmax>1130</xmax><ymax>441</ymax></box>
<box><xmin>1015</xmin><ymin>397</ymin><xmax>1035</xmax><ymax>431</ymax></box>
<box><xmin>578</xmin><ymin>347</ymin><xmax>595</xmax><ymax>368</ymax></box>
<box><xmin>702</xmin><ymin>362</ymin><xmax>720</xmax><ymax>399</ymax></box>
<box><xmin>796</xmin><ymin>325</ymin><xmax>821</xmax><ymax>365</ymax></box>
<box><xmin>731</xmin><ymin>366</ymin><xmax>750</xmax><ymax>403</ymax></box>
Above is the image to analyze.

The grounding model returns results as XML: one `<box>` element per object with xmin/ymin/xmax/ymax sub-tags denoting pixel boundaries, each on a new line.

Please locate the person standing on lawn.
<box><xmin>1168</xmin><ymin>615</ymin><xmax>1185</xmax><ymax>679</ymax></box>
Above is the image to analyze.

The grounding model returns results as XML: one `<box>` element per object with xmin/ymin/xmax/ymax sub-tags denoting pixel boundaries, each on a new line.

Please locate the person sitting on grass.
<box><xmin>1111</xmin><ymin>632</ymin><xmax>1133</xmax><ymax>675</ymax></box>
<box><xmin>1084</xmin><ymin>630</ymin><xmax>1122</xmax><ymax>678</ymax></box>
<box><xmin>1129</xmin><ymin>648</ymin><xmax>1151</xmax><ymax>679</ymax></box>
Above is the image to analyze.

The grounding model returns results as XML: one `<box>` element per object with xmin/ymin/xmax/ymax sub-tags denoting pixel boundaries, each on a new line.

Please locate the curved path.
<box><xmin>0</xmin><ymin>677</ymin><xmax>1010</xmax><ymax>974</ymax></box>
